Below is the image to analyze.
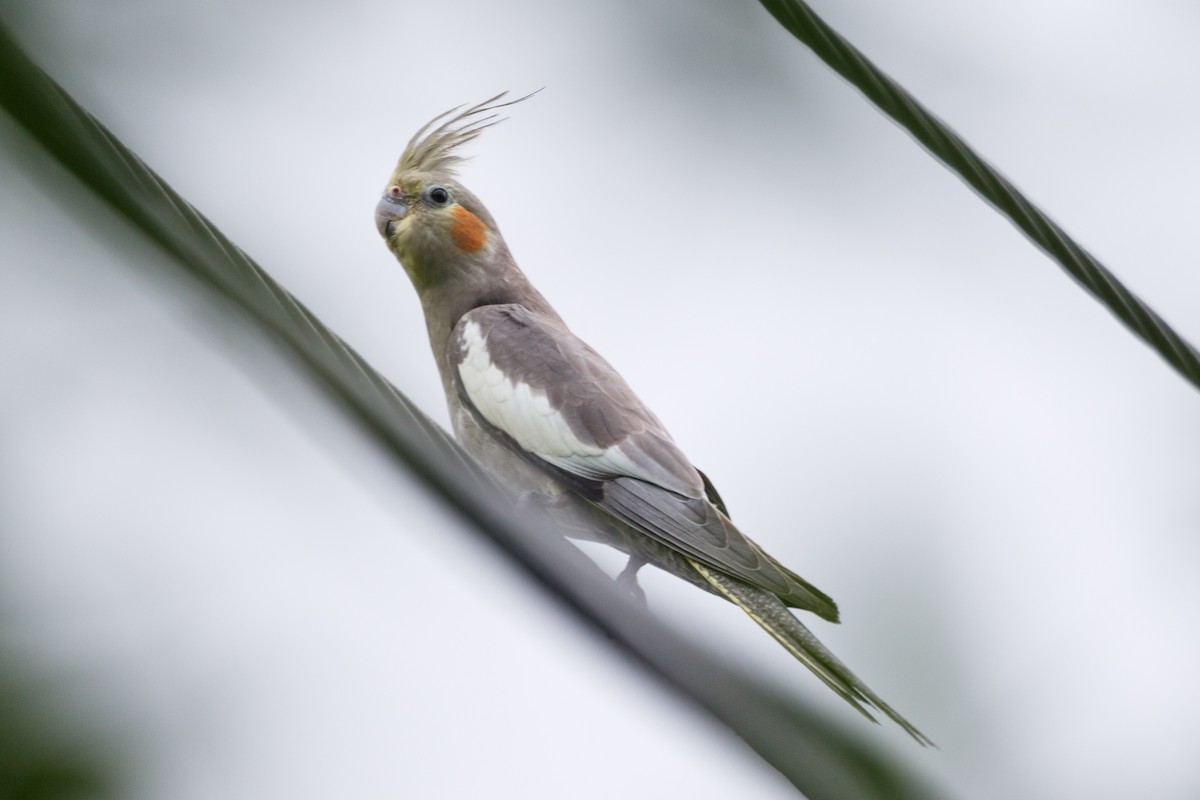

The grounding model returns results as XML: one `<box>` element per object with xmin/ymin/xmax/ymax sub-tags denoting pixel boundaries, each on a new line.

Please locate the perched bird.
<box><xmin>376</xmin><ymin>92</ymin><xmax>930</xmax><ymax>744</ymax></box>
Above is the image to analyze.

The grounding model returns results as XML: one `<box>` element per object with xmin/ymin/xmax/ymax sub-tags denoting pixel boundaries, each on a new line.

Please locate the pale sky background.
<box><xmin>2</xmin><ymin>1</ymin><xmax>1199</xmax><ymax>798</ymax></box>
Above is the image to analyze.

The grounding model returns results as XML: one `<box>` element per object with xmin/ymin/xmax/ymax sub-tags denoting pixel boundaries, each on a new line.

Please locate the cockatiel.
<box><xmin>375</xmin><ymin>92</ymin><xmax>930</xmax><ymax>744</ymax></box>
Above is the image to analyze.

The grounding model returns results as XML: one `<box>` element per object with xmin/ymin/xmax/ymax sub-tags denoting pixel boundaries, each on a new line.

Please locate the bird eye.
<box><xmin>426</xmin><ymin>185</ymin><xmax>451</xmax><ymax>206</ymax></box>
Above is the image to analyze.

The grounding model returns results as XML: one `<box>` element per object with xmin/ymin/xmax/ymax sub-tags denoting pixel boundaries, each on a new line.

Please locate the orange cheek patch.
<box><xmin>449</xmin><ymin>206</ymin><xmax>488</xmax><ymax>252</ymax></box>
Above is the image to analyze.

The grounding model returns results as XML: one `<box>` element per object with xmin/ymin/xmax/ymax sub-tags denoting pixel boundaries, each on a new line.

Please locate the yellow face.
<box><xmin>376</xmin><ymin>179</ymin><xmax>491</xmax><ymax>283</ymax></box>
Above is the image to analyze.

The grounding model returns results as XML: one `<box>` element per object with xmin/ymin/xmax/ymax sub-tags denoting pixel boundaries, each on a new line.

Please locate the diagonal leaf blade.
<box><xmin>758</xmin><ymin>0</ymin><xmax>1200</xmax><ymax>394</ymax></box>
<box><xmin>0</xmin><ymin>23</ymin><xmax>944</xmax><ymax>800</ymax></box>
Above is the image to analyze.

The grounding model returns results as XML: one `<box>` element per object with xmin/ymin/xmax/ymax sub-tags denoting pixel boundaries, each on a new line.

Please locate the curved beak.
<box><xmin>375</xmin><ymin>193</ymin><xmax>408</xmax><ymax>239</ymax></box>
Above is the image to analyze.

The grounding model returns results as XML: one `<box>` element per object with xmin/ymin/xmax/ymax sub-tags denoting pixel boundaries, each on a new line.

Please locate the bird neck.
<box><xmin>416</xmin><ymin>260</ymin><xmax>561</xmax><ymax>404</ymax></box>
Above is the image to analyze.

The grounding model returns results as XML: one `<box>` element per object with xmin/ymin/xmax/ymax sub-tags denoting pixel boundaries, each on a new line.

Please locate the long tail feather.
<box><xmin>689</xmin><ymin>559</ymin><xmax>934</xmax><ymax>746</ymax></box>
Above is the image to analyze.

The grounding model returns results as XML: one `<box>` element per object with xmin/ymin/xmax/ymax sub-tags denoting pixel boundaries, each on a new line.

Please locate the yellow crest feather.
<box><xmin>390</xmin><ymin>90</ymin><xmax>541</xmax><ymax>184</ymax></box>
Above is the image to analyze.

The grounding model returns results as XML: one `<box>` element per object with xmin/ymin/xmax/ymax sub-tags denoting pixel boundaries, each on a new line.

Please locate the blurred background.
<box><xmin>2</xmin><ymin>0</ymin><xmax>1199</xmax><ymax>797</ymax></box>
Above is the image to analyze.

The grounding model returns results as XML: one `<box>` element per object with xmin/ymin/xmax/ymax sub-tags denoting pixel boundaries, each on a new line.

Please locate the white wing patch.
<box><xmin>457</xmin><ymin>320</ymin><xmax>665</xmax><ymax>485</ymax></box>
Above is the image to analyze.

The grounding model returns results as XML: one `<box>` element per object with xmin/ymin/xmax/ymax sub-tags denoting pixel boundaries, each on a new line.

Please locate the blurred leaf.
<box><xmin>0</xmin><ymin>22</ymin><xmax>945</xmax><ymax>800</ymax></box>
<box><xmin>758</xmin><ymin>0</ymin><xmax>1200</xmax><ymax>394</ymax></box>
<box><xmin>0</xmin><ymin>659</ymin><xmax>117</xmax><ymax>800</ymax></box>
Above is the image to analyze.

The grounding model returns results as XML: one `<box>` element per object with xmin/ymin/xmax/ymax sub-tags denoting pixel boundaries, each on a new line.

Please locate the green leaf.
<box><xmin>0</xmin><ymin>22</ymin><xmax>944</xmax><ymax>800</ymax></box>
<box><xmin>758</xmin><ymin>0</ymin><xmax>1200</xmax><ymax>394</ymax></box>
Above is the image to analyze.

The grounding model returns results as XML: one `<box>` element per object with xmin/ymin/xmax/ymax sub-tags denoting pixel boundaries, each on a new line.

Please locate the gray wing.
<box><xmin>450</xmin><ymin>303</ymin><xmax>838</xmax><ymax>620</ymax></box>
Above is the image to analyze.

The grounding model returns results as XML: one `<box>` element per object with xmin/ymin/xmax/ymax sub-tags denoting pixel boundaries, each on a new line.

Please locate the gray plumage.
<box><xmin>376</xmin><ymin>93</ymin><xmax>931</xmax><ymax>745</ymax></box>
<box><xmin>450</xmin><ymin>303</ymin><xmax>840</xmax><ymax>617</ymax></box>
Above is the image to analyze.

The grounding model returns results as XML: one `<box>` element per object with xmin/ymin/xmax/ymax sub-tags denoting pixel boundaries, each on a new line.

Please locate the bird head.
<box><xmin>376</xmin><ymin>92</ymin><xmax>535</xmax><ymax>290</ymax></box>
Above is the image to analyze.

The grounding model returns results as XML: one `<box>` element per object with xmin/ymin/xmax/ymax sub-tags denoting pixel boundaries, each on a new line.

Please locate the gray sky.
<box><xmin>3</xmin><ymin>1</ymin><xmax>1200</xmax><ymax>797</ymax></box>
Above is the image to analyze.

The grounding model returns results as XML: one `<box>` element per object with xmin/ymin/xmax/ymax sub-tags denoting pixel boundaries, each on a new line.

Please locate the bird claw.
<box><xmin>615</xmin><ymin>555</ymin><xmax>648</xmax><ymax>606</ymax></box>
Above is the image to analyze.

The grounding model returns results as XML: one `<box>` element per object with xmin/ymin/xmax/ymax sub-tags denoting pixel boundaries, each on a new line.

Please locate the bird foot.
<box><xmin>615</xmin><ymin>555</ymin><xmax>648</xmax><ymax>606</ymax></box>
